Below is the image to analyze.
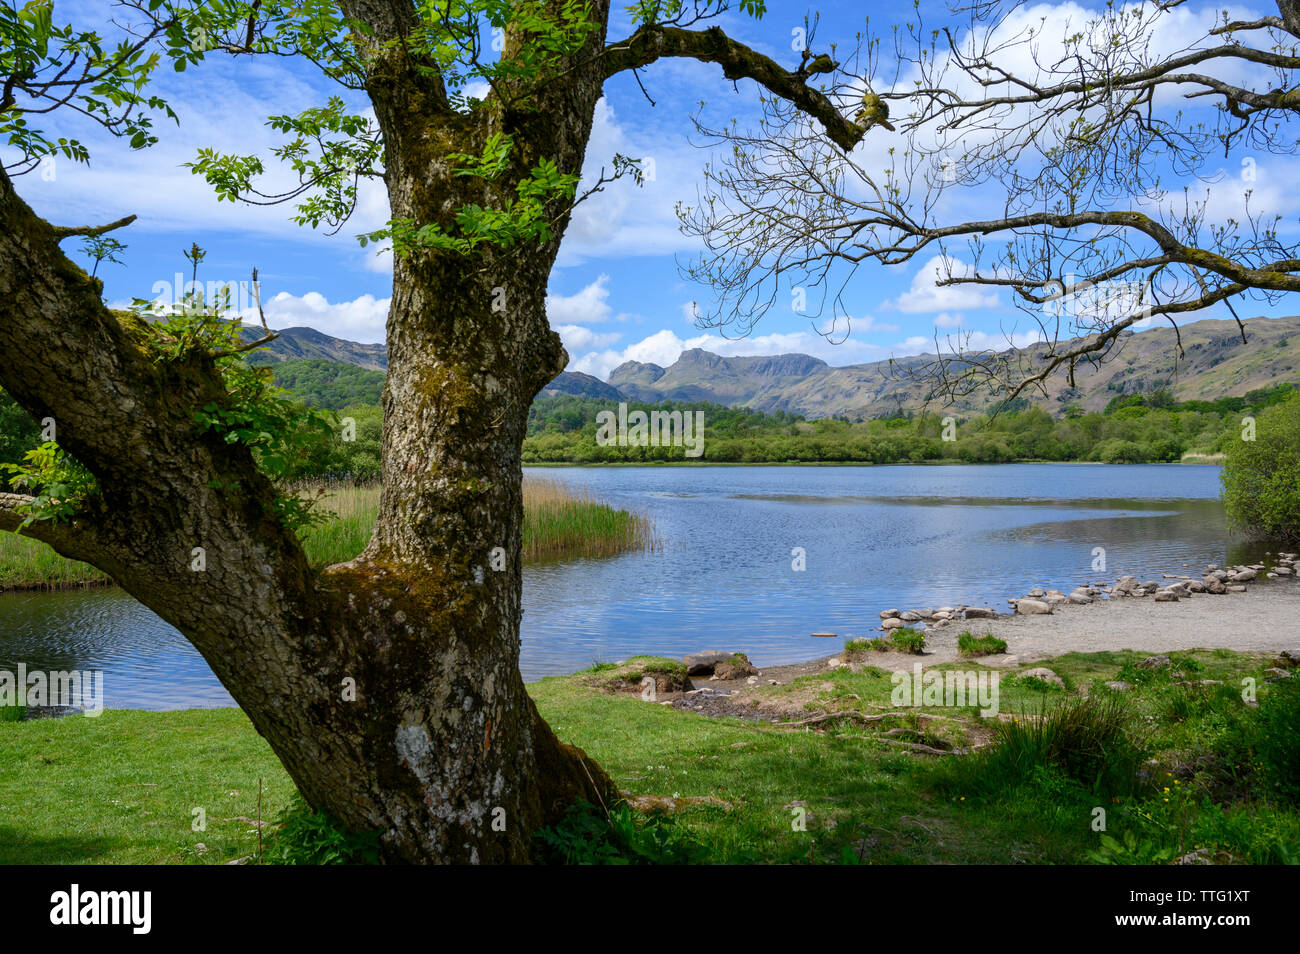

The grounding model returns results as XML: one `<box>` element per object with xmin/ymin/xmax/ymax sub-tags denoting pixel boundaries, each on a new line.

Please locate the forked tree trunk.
<box><xmin>2</xmin><ymin>0</ymin><xmax>860</xmax><ymax>863</ymax></box>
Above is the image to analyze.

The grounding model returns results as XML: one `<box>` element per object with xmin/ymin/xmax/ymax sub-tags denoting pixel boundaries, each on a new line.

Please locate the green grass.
<box><xmin>0</xmin><ymin>478</ymin><xmax>656</xmax><ymax>588</ymax></box>
<box><xmin>844</xmin><ymin>628</ymin><xmax>927</xmax><ymax>658</ymax></box>
<box><xmin>957</xmin><ymin>631</ymin><xmax>1008</xmax><ymax>657</ymax></box>
<box><xmin>2</xmin><ymin>648</ymin><xmax>1296</xmax><ymax>864</ymax></box>
<box><xmin>0</xmin><ymin>709</ymin><xmax>293</xmax><ymax>864</ymax></box>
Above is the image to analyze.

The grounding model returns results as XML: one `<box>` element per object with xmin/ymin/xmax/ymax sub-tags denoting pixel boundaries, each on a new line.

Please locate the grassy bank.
<box><xmin>1</xmin><ymin>647</ymin><xmax>1295</xmax><ymax>864</ymax></box>
<box><xmin>0</xmin><ymin>478</ymin><xmax>654</xmax><ymax>590</ymax></box>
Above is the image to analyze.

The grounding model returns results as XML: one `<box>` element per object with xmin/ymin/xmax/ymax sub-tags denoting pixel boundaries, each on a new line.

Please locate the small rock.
<box><xmin>1105</xmin><ymin>681</ymin><xmax>1133</xmax><ymax>691</ymax></box>
<box><xmin>1264</xmin><ymin>668</ymin><xmax>1292</xmax><ymax>682</ymax></box>
<box><xmin>881</xmin><ymin>617</ymin><xmax>905</xmax><ymax>630</ymax></box>
<box><xmin>880</xmin><ymin>609</ymin><xmax>901</xmax><ymax>619</ymax></box>
<box><xmin>1232</xmin><ymin>569</ymin><xmax>1257</xmax><ymax>582</ymax></box>
<box><xmin>964</xmin><ymin>607</ymin><xmax>997</xmax><ymax>619</ymax></box>
<box><xmin>1015</xmin><ymin>599</ymin><xmax>1053</xmax><ymax>615</ymax></box>
<box><xmin>1153</xmin><ymin>590</ymin><xmax>1180</xmax><ymax>602</ymax></box>
<box><xmin>1137</xmin><ymin>655</ymin><xmax>1171</xmax><ymax>670</ymax></box>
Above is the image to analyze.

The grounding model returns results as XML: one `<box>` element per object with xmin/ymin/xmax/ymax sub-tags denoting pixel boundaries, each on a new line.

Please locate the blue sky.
<box><xmin>10</xmin><ymin>1</ymin><xmax>1296</xmax><ymax>380</ymax></box>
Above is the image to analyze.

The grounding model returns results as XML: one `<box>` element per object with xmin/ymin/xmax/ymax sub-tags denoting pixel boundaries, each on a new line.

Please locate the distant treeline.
<box><xmin>255</xmin><ymin>357</ymin><xmax>385</xmax><ymax>409</ymax></box>
<box><xmin>519</xmin><ymin>384</ymin><xmax>1299</xmax><ymax>465</ymax></box>
<box><xmin>3</xmin><ymin>373</ymin><xmax>1296</xmax><ymax>486</ymax></box>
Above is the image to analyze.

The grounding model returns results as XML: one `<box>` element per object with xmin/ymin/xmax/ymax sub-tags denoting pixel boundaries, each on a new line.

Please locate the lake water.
<box><xmin>0</xmin><ymin>464</ymin><xmax>1259</xmax><ymax>709</ymax></box>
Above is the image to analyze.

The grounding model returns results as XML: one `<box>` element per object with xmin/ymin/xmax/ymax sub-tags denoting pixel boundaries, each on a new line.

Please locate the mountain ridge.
<box><xmin>252</xmin><ymin>315</ymin><xmax>1300</xmax><ymax>417</ymax></box>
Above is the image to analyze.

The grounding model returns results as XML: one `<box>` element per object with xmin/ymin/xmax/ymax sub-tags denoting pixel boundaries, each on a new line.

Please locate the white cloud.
<box><xmin>890</xmin><ymin>255</ymin><xmax>1000</xmax><ymax>313</ymax></box>
<box><xmin>557</xmin><ymin>97</ymin><xmax>720</xmax><ymax>266</ymax></box>
<box><xmin>934</xmin><ymin>312</ymin><xmax>964</xmax><ymax>328</ymax></box>
<box><xmin>555</xmin><ymin>324</ymin><xmax>622</xmax><ymax>352</ymax></box>
<box><xmin>239</xmin><ymin>290</ymin><xmax>390</xmax><ymax>343</ymax></box>
<box><xmin>546</xmin><ymin>273</ymin><xmax>630</xmax><ymax>324</ymax></box>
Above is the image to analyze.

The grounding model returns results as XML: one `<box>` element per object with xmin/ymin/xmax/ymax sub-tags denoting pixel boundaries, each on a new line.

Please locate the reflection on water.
<box><xmin>0</xmin><ymin>463</ymin><xmax>1263</xmax><ymax>709</ymax></box>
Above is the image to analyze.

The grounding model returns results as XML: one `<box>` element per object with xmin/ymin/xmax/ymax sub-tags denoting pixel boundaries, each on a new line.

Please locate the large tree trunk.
<box><xmin>2</xmin><ymin>0</ymin><xmax>859</xmax><ymax>863</ymax></box>
<box><xmin>0</xmin><ymin>136</ymin><xmax>616</xmax><ymax>865</ymax></box>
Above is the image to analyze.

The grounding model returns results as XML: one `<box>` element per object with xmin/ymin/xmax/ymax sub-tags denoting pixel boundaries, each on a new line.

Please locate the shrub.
<box><xmin>1255</xmin><ymin>679</ymin><xmax>1300</xmax><ymax>805</ymax></box>
<box><xmin>263</xmin><ymin>795</ymin><xmax>381</xmax><ymax>865</ymax></box>
<box><xmin>957</xmin><ymin>632</ymin><xmax>1007</xmax><ymax>657</ymax></box>
<box><xmin>959</xmin><ymin>696</ymin><xmax>1147</xmax><ymax>798</ymax></box>
<box><xmin>847</xmin><ymin>628</ymin><xmax>926</xmax><ymax>655</ymax></box>
<box><xmin>533</xmin><ymin>801</ymin><xmax>709</xmax><ymax>865</ymax></box>
<box><xmin>1222</xmin><ymin>391</ymin><xmax>1300</xmax><ymax>542</ymax></box>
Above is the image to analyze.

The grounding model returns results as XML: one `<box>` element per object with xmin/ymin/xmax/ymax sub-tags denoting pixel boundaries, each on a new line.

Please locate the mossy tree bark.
<box><xmin>0</xmin><ymin>0</ymin><xmax>862</xmax><ymax>862</ymax></box>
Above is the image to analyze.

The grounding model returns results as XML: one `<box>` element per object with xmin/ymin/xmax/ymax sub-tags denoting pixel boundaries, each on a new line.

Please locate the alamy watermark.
<box><xmin>891</xmin><ymin>662</ymin><xmax>1000</xmax><ymax>716</ymax></box>
<box><xmin>0</xmin><ymin>664</ymin><xmax>104</xmax><ymax>715</ymax></box>
<box><xmin>596</xmin><ymin>403</ymin><xmax>705</xmax><ymax>458</ymax></box>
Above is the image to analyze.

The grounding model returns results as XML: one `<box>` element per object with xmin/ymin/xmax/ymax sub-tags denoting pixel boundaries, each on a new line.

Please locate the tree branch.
<box><xmin>49</xmin><ymin>214</ymin><xmax>137</xmax><ymax>241</ymax></box>
<box><xmin>602</xmin><ymin>25</ymin><xmax>867</xmax><ymax>152</ymax></box>
<box><xmin>0</xmin><ymin>494</ymin><xmax>106</xmax><ymax>569</ymax></box>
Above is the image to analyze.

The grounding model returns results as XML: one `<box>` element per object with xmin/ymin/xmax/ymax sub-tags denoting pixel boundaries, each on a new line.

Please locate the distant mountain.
<box><xmin>610</xmin><ymin>349</ymin><xmax>827</xmax><ymax>404</ymax></box>
<box><xmin>251</xmin><ymin>314</ymin><xmax>1300</xmax><ymax>419</ymax></box>
<box><xmin>540</xmin><ymin>371</ymin><xmax>625</xmax><ymax>400</ymax></box>
<box><xmin>245</xmin><ymin>326</ymin><xmax>388</xmax><ymax>371</ymax></box>
<box><xmin>608</xmin><ymin>315</ymin><xmax>1300</xmax><ymax>417</ymax></box>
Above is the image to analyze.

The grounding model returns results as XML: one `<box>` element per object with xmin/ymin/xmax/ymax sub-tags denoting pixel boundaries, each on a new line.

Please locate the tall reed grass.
<box><xmin>0</xmin><ymin>478</ymin><xmax>656</xmax><ymax>589</ymax></box>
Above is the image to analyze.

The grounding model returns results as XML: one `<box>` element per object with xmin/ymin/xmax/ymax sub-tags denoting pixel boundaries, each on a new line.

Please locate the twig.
<box><xmin>211</xmin><ymin>266</ymin><xmax>278</xmax><ymax>358</ymax></box>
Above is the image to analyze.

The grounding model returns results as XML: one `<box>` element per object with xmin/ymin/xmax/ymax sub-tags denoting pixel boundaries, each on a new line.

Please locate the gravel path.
<box><xmin>914</xmin><ymin>579</ymin><xmax>1300</xmax><ymax>667</ymax></box>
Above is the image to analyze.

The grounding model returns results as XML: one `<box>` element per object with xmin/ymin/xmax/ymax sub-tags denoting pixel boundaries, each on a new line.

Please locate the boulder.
<box><xmin>900</xmin><ymin>611</ymin><xmax>922</xmax><ymax>622</ymax></box>
<box><xmin>881</xmin><ymin>617</ymin><xmax>905</xmax><ymax>630</ymax></box>
<box><xmin>1231</xmin><ymin>569</ymin><xmax>1257</xmax><ymax>582</ymax></box>
<box><xmin>964</xmin><ymin>607</ymin><xmax>998</xmax><ymax>619</ymax></box>
<box><xmin>880</xmin><ymin>608</ymin><xmax>901</xmax><ymax>619</ymax></box>
<box><xmin>1068</xmin><ymin>589</ymin><xmax>1094</xmax><ymax>604</ymax></box>
<box><xmin>1015</xmin><ymin>599</ymin><xmax>1053</xmax><ymax>615</ymax></box>
<box><xmin>1027</xmin><ymin>587</ymin><xmax>1045</xmax><ymax>598</ymax></box>
<box><xmin>713</xmin><ymin>653</ymin><xmax>759</xmax><ymax>680</ymax></box>
<box><xmin>1153</xmin><ymin>590</ymin><xmax>1180</xmax><ymax>602</ymax></box>
<box><xmin>682</xmin><ymin>650</ymin><xmax>734</xmax><ymax>676</ymax></box>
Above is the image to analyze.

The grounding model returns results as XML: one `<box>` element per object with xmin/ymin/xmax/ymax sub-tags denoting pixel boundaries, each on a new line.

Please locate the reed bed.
<box><xmin>519</xmin><ymin>478</ymin><xmax>659</xmax><ymax>562</ymax></box>
<box><xmin>0</xmin><ymin>478</ymin><xmax>656</xmax><ymax>589</ymax></box>
<box><xmin>0</xmin><ymin>533</ymin><xmax>108</xmax><ymax>590</ymax></box>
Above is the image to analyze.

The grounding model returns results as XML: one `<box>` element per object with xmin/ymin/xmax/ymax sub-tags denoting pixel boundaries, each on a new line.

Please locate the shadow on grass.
<box><xmin>0</xmin><ymin>825</ymin><xmax>122</xmax><ymax>864</ymax></box>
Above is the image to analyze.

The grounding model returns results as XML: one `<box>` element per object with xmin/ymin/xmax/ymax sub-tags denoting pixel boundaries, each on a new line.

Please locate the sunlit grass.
<box><xmin>0</xmin><ymin>532</ymin><xmax>108</xmax><ymax>589</ymax></box>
